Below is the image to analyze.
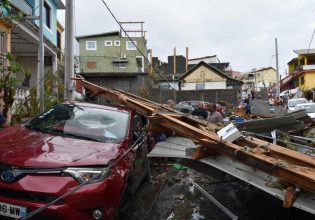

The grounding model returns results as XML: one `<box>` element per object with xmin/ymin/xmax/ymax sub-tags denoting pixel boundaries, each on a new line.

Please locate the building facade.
<box><xmin>7</xmin><ymin>0</ymin><xmax>65</xmax><ymax>88</ymax></box>
<box><xmin>76</xmin><ymin>30</ymin><xmax>149</xmax><ymax>95</ymax></box>
<box><xmin>281</xmin><ymin>49</ymin><xmax>315</xmax><ymax>92</ymax></box>
<box><xmin>242</xmin><ymin>67</ymin><xmax>276</xmax><ymax>94</ymax></box>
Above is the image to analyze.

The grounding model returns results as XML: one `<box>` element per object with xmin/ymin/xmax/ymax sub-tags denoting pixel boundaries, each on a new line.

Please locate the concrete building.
<box><xmin>155</xmin><ymin>61</ymin><xmax>242</xmax><ymax>91</ymax></box>
<box><xmin>242</xmin><ymin>67</ymin><xmax>276</xmax><ymax>94</ymax></box>
<box><xmin>76</xmin><ymin>29</ymin><xmax>149</xmax><ymax>95</ymax></box>
<box><xmin>281</xmin><ymin>49</ymin><xmax>315</xmax><ymax>92</ymax></box>
<box><xmin>7</xmin><ymin>0</ymin><xmax>65</xmax><ymax>87</ymax></box>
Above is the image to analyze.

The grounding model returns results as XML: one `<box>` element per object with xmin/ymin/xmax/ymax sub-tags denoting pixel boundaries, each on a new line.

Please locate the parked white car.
<box><xmin>287</xmin><ymin>98</ymin><xmax>309</xmax><ymax>113</ymax></box>
<box><xmin>295</xmin><ymin>103</ymin><xmax>315</xmax><ymax>120</ymax></box>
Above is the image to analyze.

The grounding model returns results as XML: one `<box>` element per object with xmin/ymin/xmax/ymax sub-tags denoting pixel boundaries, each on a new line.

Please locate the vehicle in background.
<box><xmin>0</xmin><ymin>102</ymin><xmax>152</xmax><ymax>220</ymax></box>
<box><xmin>286</xmin><ymin>98</ymin><xmax>309</xmax><ymax>113</ymax></box>
<box><xmin>174</xmin><ymin>102</ymin><xmax>194</xmax><ymax>114</ymax></box>
<box><xmin>175</xmin><ymin>100</ymin><xmax>226</xmax><ymax>117</ymax></box>
<box><xmin>295</xmin><ymin>102</ymin><xmax>315</xmax><ymax>121</ymax></box>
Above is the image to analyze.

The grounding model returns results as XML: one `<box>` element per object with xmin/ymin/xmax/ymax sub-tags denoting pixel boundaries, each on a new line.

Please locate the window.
<box><xmin>27</xmin><ymin>104</ymin><xmax>130</xmax><ymax>143</ymax></box>
<box><xmin>136</xmin><ymin>56</ymin><xmax>144</xmax><ymax>72</ymax></box>
<box><xmin>196</xmin><ymin>83</ymin><xmax>205</xmax><ymax>90</ymax></box>
<box><xmin>301</xmin><ymin>76</ymin><xmax>304</xmax><ymax>85</ymax></box>
<box><xmin>86</xmin><ymin>41</ymin><xmax>97</xmax><ymax>50</ymax></box>
<box><xmin>44</xmin><ymin>56</ymin><xmax>52</xmax><ymax>66</ymax></box>
<box><xmin>44</xmin><ymin>1</ymin><xmax>51</xmax><ymax>29</ymax></box>
<box><xmin>113</xmin><ymin>61</ymin><xmax>127</xmax><ymax>69</ymax></box>
<box><xmin>105</xmin><ymin>41</ymin><xmax>112</xmax><ymax>46</ymax></box>
<box><xmin>114</xmin><ymin>41</ymin><xmax>120</xmax><ymax>46</ymax></box>
<box><xmin>0</xmin><ymin>29</ymin><xmax>8</xmax><ymax>72</ymax></box>
<box><xmin>126</xmin><ymin>41</ymin><xmax>137</xmax><ymax>50</ymax></box>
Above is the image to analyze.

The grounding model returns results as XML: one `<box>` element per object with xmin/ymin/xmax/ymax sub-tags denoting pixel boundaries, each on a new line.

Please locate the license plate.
<box><xmin>0</xmin><ymin>202</ymin><xmax>27</xmax><ymax>218</ymax></box>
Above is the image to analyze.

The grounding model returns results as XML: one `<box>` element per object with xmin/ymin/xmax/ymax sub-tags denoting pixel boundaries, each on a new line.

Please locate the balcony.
<box><xmin>10</xmin><ymin>0</ymin><xmax>32</xmax><ymax>16</ymax></box>
<box><xmin>302</xmin><ymin>65</ymin><xmax>315</xmax><ymax>70</ymax></box>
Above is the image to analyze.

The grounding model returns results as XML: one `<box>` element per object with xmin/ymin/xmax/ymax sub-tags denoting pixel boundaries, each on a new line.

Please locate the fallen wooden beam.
<box><xmin>75</xmin><ymin>77</ymin><xmax>315</xmax><ymax>193</ymax></box>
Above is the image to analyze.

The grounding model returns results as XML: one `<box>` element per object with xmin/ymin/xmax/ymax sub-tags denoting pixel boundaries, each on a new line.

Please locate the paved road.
<box><xmin>250</xmin><ymin>98</ymin><xmax>285</xmax><ymax>116</ymax></box>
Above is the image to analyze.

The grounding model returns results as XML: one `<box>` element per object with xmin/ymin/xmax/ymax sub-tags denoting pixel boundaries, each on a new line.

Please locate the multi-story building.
<box><xmin>281</xmin><ymin>49</ymin><xmax>315</xmax><ymax>92</ymax></box>
<box><xmin>76</xmin><ymin>29</ymin><xmax>148</xmax><ymax>95</ymax></box>
<box><xmin>2</xmin><ymin>0</ymin><xmax>65</xmax><ymax>87</ymax></box>
<box><xmin>242</xmin><ymin>67</ymin><xmax>276</xmax><ymax>94</ymax></box>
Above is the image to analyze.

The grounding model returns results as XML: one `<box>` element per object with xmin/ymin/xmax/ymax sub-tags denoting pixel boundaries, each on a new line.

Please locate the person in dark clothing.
<box><xmin>244</xmin><ymin>94</ymin><xmax>251</xmax><ymax>105</ymax></box>
<box><xmin>191</xmin><ymin>102</ymin><xmax>209</xmax><ymax>120</ymax></box>
<box><xmin>245</xmin><ymin>103</ymin><xmax>251</xmax><ymax>115</ymax></box>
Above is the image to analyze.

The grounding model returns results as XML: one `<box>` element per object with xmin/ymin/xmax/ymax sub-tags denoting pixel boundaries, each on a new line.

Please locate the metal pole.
<box><xmin>275</xmin><ymin>38</ymin><xmax>280</xmax><ymax>97</ymax></box>
<box><xmin>65</xmin><ymin>0</ymin><xmax>75</xmax><ymax>100</ymax></box>
<box><xmin>38</xmin><ymin>0</ymin><xmax>45</xmax><ymax>112</ymax></box>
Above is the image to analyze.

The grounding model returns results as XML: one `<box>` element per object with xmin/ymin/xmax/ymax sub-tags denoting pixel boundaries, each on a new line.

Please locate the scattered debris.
<box><xmin>193</xmin><ymin>182</ymin><xmax>238</xmax><ymax>220</ymax></box>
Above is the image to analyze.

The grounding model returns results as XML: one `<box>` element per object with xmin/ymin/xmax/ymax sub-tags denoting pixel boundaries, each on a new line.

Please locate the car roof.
<box><xmin>288</xmin><ymin>98</ymin><xmax>308</xmax><ymax>102</ymax></box>
<box><xmin>295</xmin><ymin>102</ymin><xmax>315</xmax><ymax>107</ymax></box>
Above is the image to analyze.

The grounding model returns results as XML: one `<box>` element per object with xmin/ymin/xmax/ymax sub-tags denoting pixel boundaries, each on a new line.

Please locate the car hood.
<box><xmin>0</xmin><ymin>125</ymin><xmax>123</xmax><ymax>168</ymax></box>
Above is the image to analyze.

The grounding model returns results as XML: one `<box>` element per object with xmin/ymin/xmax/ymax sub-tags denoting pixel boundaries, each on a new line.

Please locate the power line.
<box><xmin>100</xmin><ymin>0</ymin><xmax>178</xmax><ymax>92</ymax></box>
<box><xmin>307</xmin><ymin>26</ymin><xmax>315</xmax><ymax>54</ymax></box>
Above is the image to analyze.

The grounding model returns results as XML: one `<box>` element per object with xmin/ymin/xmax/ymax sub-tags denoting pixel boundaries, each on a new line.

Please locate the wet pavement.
<box><xmin>131</xmin><ymin>159</ymin><xmax>315</xmax><ymax>220</ymax></box>
<box><xmin>250</xmin><ymin>99</ymin><xmax>285</xmax><ymax>116</ymax></box>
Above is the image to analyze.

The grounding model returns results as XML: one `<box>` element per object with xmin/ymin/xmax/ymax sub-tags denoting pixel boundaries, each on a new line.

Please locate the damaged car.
<box><xmin>0</xmin><ymin>102</ymin><xmax>153</xmax><ymax>220</ymax></box>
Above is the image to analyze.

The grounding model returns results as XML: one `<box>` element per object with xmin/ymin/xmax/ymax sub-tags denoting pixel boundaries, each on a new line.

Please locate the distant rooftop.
<box><xmin>250</xmin><ymin>67</ymin><xmax>275</xmax><ymax>72</ymax></box>
<box><xmin>76</xmin><ymin>31</ymin><xmax>120</xmax><ymax>40</ymax></box>
<box><xmin>188</xmin><ymin>55</ymin><xmax>217</xmax><ymax>61</ymax></box>
<box><xmin>293</xmin><ymin>49</ymin><xmax>315</xmax><ymax>55</ymax></box>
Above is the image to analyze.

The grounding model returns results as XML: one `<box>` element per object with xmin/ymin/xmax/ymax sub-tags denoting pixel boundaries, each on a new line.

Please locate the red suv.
<box><xmin>0</xmin><ymin>102</ymin><xmax>152</xmax><ymax>220</ymax></box>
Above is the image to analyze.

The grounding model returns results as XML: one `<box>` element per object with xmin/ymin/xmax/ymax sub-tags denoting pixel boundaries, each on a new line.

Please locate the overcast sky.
<box><xmin>58</xmin><ymin>0</ymin><xmax>315</xmax><ymax>74</ymax></box>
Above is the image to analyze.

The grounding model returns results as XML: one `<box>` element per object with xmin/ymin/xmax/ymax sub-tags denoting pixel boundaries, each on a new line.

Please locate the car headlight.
<box><xmin>63</xmin><ymin>167</ymin><xmax>110</xmax><ymax>184</ymax></box>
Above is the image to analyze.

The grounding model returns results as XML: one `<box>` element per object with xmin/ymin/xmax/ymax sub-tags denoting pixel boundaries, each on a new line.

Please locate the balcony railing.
<box><xmin>10</xmin><ymin>0</ymin><xmax>33</xmax><ymax>16</ymax></box>
<box><xmin>302</xmin><ymin>65</ymin><xmax>315</xmax><ymax>70</ymax></box>
<box><xmin>294</xmin><ymin>65</ymin><xmax>315</xmax><ymax>72</ymax></box>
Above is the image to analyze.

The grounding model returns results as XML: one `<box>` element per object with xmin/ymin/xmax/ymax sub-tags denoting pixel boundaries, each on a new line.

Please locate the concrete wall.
<box><xmin>16</xmin><ymin>56</ymin><xmax>38</xmax><ymax>87</ymax></box>
<box><xmin>149</xmin><ymin>88</ymin><xmax>240</xmax><ymax>105</ymax></box>
<box><xmin>82</xmin><ymin>74</ymin><xmax>148</xmax><ymax>96</ymax></box>
<box><xmin>181</xmin><ymin>81</ymin><xmax>226</xmax><ymax>90</ymax></box>
<box><xmin>184</xmin><ymin>65</ymin><xmax>226</xmax><ymax>83</ymax></box>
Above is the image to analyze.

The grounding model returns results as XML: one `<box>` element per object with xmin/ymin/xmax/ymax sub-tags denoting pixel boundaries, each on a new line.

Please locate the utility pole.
<box><xmin>185</xmin><ymin>47</ymin><xmax>189</xmax><ymax>72</ymax></box>
<box><xmin>38</xmin><ymin>0</ymin><xmax>44</xmax><ymax>112</ymax></box>
<box><xmin>173</xmin><ymin>47</ymin><xmax>176</xmax><ymax>75</ymax></box>
<box><xmin>275</xmin><ymin>38</ymin><xmax>280</xmax><ymax>97</ymax></box>
<box><xmin>64</xmin><ymin>0</ymin><xmax>75</xmax><ymax>100</ymax></box>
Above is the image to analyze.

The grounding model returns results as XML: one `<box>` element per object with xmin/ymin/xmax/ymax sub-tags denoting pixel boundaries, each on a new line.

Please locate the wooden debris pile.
<box><xmin>75</xmin><ymin>77</ymin><xmax>315</xmax><ymax>201</ymax></box>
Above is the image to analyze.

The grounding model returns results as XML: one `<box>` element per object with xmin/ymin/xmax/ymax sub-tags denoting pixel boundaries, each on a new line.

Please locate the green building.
<box><xmin>76</xmin><ymin>30</ymin><xmax>148</xmax><ymax>94</ymax></box>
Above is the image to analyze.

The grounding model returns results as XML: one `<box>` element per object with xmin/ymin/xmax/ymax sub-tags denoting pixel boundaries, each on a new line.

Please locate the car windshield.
<box><xmin>288</xmin><ymin>99</ymin><xmax>308</xmax><ymax>107</ymax></box>
<box><xmin>295</xmin><ymin>104</ymin><xmax>315</xmax><ymax>113</ymax></box>
<box><xmin>26</xmin><ymin>104</ymin><xmax>130</xmax><ymax>143</ymax></box>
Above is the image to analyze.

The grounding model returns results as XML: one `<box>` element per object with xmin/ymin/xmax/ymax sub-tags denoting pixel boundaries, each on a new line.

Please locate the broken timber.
<box><xmin>75</xmin><ymin>77</ymin><xmax>315</xmax><ymax>193</ymax></box>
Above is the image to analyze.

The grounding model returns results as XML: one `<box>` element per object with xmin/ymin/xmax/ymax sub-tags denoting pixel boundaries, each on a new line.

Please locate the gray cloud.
<box><xmin>59</xmin><ymin>0</ymin><xmax>315</xmax><ymax>73</ymax></box>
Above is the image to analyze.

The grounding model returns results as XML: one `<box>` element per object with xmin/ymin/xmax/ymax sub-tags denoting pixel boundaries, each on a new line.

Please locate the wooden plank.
<box><xmin>76</xmin><ymin>77</ymin><xmax>315</xmax><ymax>192</ymax></box>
